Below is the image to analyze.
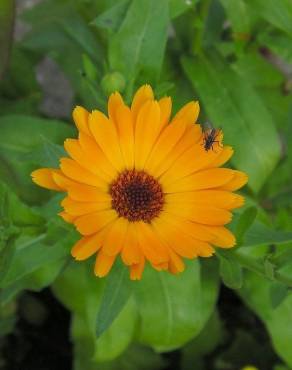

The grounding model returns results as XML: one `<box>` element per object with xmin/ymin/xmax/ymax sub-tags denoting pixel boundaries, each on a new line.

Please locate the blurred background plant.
<box><xmin>0</xmin><ymin>0</ymin><xmax>292</xmax><ymax>369</ymax></box>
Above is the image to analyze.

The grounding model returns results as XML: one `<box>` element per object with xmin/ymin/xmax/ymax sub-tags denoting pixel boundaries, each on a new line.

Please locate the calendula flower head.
<box><xmin>32</xmin><ymin>85</ymin><xmax>248</xmax><ymax>280</ymax></box>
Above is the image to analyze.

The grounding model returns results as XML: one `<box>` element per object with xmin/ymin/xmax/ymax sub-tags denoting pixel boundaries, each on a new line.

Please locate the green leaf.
<box><xmin>96</xmin><ymin>261</ymin><xmax>132</xmax><ymax>338</ymax></box>
<box><xmin>0</xmin><ymin>114</ymin><xmax>74</xmax><ymax>203</ymax></box>
<box><xmin>217</xmin><ymin>250</ymin><xmax>243</xmax><ymax>289</ymax></box>
<box><xmin>0</xmin><ymin>234</ymin><xmax>17</xmax><ymax>284</ymax></box>
<box><xmin>200</xmin><ymin>258</ymin><xmax>220</xmax><ymax>324</ymax></box>
<box><xmin>0</xmin><ymin>234</ymin><xmax>67</xmax><ymax>288</ymax></box>
<box><xmin>235</xmin><ymin>206</ymin><xmax>258</xmax><ymax>245</ymax></box>
<box><xmin>181</xmin><ymin>310</ymin><xmax>223</xmax><ymax>370</ymax></box>
<box><xmin>21</xmin><ymin>0</ymin><xmax>104</xmax><ymax>101</ymax></box>
<box><xmin>239</xmin><ymin>271</ymin><xmax>292</xmax><ymax>366</ymax></box>
<box><xmin>274</xmin><ymin>365</ymin><xmax>290</xmax><ymax>370</ymax></box>
<box><xmin>220</xmin><ymin>0</ymin><xmax>250</xmax><ymax>36</ymax></box>
<box><xmin>39</xmin><ymin>137</ymin><xmax>66</xmax><ymax>167</ymax></box>
<box><xmin>233</xmin><ymin>51</ymin><xmax>284</xmax><ymax>88</ymax></box>
<box><xmin>109</xmin><ymin>0</ymin><xmax>169</xmax><ymax>95</ymax></box>
<box><xmin>92</xmin><ymin>0</ymin><xmax>131</xmax><ymax>32</ymax></box>
<box><xmin>53</xmin><ymin>262</ymin><xmax>137</xmax><ymax>362</ymax></box>
<box><xmin>0</xmin><ymin>181</ymin><xmax>45</xmax><ymax>283</ymax></box>
<box><xmin>0</xmin><ymin>258</ymin><xmax>67</xmax><ymax>305</ymax></box>
<box><xmin>22</xmin><ymin>0</ymin><xmax>103</xmax><ymax>63</ymax></box>
<box><xmin>0</xmin><ymin>0</ymin><xmax>15</xmax><ymax>80</ymax></box>
<box><xmin>0</xmin><ymin>47</ymin><xmax>40</xmax><ymax>102</ymax></box>
<box><xmin>270</xmin><ymin>281</ymin><xmax>289</xmax><ymax>309</ymax></box>
<box><xmin>258</xmin><ymin>31</ymin><xmax>292</xmax><ymax>65</ymax></box>
<box><xmin>242</xmin><ymin>221</ymin><xmax>292</xmax><ymax>248</ymax></box>
<box><xmin>74</xmin><ymin>342</ymin><xmax>165</xmax><ymax>370</ymax></box>
<box><xmin>26</xmin><ymin>136</ymin><xmax>67</xmax><ymax>168</ymax></box>
<box><xmin>135</xmin><ymin>260</ymin><xmax>205</xmax><ymax>351</ymax></box>
<box><xmin>182</xmin><ymin>52</ymin><xmax>281</xmax><ymax>192</ymax></box>
<box><xmin>0</xmin><ymin>184</ymin><xmax>44</xmax><ymax>227</ymax></box>
<box><xmin>169</xmin><ymin>0</ymin><xmax>199</xmax><ymax>19</ymax></box>
<box><xmin>247</xmin><ymin>0</ymin><xmax>292</xmax><ymax>37</ymax></box>
<box><xmin>202</xmin><ymin>0</ymin><xmax>225</xmax><ymax>48</ymax></box>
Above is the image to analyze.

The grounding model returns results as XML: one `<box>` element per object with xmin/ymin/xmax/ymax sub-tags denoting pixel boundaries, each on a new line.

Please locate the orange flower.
<box><xmin>32</xmin><ymin>85</ymin><xmax>247</xmax><ymax>280</ymax></box>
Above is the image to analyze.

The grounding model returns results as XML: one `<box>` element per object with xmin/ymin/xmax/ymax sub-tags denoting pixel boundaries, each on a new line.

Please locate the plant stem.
<box><xmin>192</xmin><ymin>0</ymin><xmax>212</xmax><ymax>55</ymax></box>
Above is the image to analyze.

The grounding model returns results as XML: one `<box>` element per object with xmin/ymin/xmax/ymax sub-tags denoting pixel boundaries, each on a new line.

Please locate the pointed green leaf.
<box><xmin>0</xmin><ymin>114</ymin><xmax>73</xmax><ymax>203</ymax></box>
<box><xmin>243</xmin><ymin>222</ymin><xmax>292</xmax><ymax>248</ymax></box>
<box><xmin>26</xmin><ymin>136</ymin><xmax>66</xmax><ymax>168</ymax></box>
<box><xmin>270</xmin><ymin>282</ymin><xmax>289</xmax><ymax>309</ymax></box>
<box><xmin>217</xmin><ymin>250</ymin><xmax>243</xmax><ymax>289</ymax></box>
<box><xmin>247</xmin><ymin>0</ymin><xmax>292</xmax><ymax>37</ymax></box>
<box><xmin>182</xmin><ymin>53</ymin><xmax>280</xmax><ymax>192</ymax></box>
<box><xmin>235</xmin><ymin>206</ymin><xmax>258</xmax><ymax>245</ymax></box>
<box><xmin>92</xmin><ymin>0</ymin><xmax>130</xmax><ymax>32</ymax></box>
<box><xmin>109</xmin><ymin>0</ymin><xmax>169</xmax><ymax>92</ymax></box>
<box><xmin>96</xmin><ymin>261</ymin><xmax>132</xmax><ymax>338</ymax></box>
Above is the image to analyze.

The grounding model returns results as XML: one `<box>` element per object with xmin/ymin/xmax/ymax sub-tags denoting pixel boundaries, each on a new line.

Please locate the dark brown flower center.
<box><xmin>110</xmin><ymin>170</ymin><xmax>164</xmax><ymax>222</ymax></box>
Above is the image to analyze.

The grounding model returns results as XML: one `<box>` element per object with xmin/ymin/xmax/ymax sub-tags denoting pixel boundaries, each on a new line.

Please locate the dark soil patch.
<box><xmin>1</xmin><ymin>289</ymin><xmax>72</xmax><ymax>370</ymax></box>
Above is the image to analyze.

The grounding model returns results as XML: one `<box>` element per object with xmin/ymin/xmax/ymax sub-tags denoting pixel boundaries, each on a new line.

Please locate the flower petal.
<box><xmin>153</xmin><ymin>215</ymin><xmax>215</xmax><ymax>257</ymax></box>
<box><xmin>153</xmin><ymin>124</ymin><xmax>202</xmax><ymax>177</ymax></box>
<box><xmin>152</xmin><ymin>216</ymin><xmax>198</xmax><ymax>258</ymax></box>
<box><xmin>61</xmin><ymin>196</ymin><xmax>111</xmax><ymax>216</ymax></box>
<box><xmin>159</xmin><ymin>96</ymin><xmax>172</xmax><ymax>127</ymax></box>
<box><xmin>135</xmin><ymin>221</ymin><xmax>169</xmax><ymax>264</ymax></box>
<box><xmin>130</xmin><ymin>257</ymin><xmax>145</xmax><ymax>280</ymax></box>
<box><xmin>171</xmin><ymin>101</ymin><xmax>200</xmax><ymax>125</ymax></box>
<box><xmin>168</xmin><ymin>250</ymin><xmax>185</xmax><ymax>274</ymax></box>
<box><xmin>52</xmin><ymin>171</ymin><xmax>77</xmax><ymax>190</ymax></box>
<box><xmin>73</xmin><ymin>106</ymin><xmax>91</xmax><ymax>136</ymax></box>
<box><xmin>121</xmin><ymin>223</ymin><xmax>142</xmax><ymax>265</ymax></box>
<box><xmin>131</xmin><ymin>84</ymin><xmax>154</xmax><ymax>122</ymax></box>
<box><xmin>64</xmin><ymin>138</ymin><xmax>109</xmax><ymax>181</ymax></box>
<box><xmin>219</xmin><ymin>170</ymin><xmax>248</xmax><ymax>191</ymax></box>
<box><xmin>207</xmin><ymin>226</ymin><xmax>236</xmax><ymax>248</ymax></box>
<box><xmin>164</xmin><ymin>168</ymin><xmax>235</xmax><ymax>193</ymax></box>
<box><xmin>166</xmin><ymin>203</ymin><xmax>233</xmax><ymax>225</ymax></box>
<box><xmin>165</xmin><ymin>190</ymin><xmax>244</xmax><ymax>210</ymax></box>
<box><xmin>71</xmin><ymin>225</ymin><xmax>112</xmax><ymax>260</ymax></box>
<box><xmin>116</xmin><ymin>104</ymin><xmax>135</xmax><ymax>168</ymax></box>
<box><xmin>31</xmin><ymin>168</ymin><xmax>63</xmax><ymax>191</ymax></box>
<box><xmin>78</xmin><ymin>132</ymin><xmax>117</xmax><ymax>181</ymax></box>
<box><xmin>69</xmin><ymin>187</ymin><xmax>110</xmax><ymax>203</ymax></box>
<box><xmin>60</xmin><ymin>158</ymin><xmax>108</xmax><ymax>190</ymax></box>
<box><xmin>89</xmin><ymin>110</ymin><xmax>125</xmax><ymax>171</ymax></box>
<box><xmin>102</xmin><ymin>217</ymin><xmax>129</xmax><ymax>256</ymax></box>
<box><xmin>208</xmin><ymin>146</ymin><xmax>234</xmax><ymax>168</ymax></box>
<box><xmin>134</xmin><ymin>100</ymin><xmax>162</xmax><ymax>170</ymax></box>
<box><xmin>108</xmin><ymin>91</ymin><xmax>125</xmax><ymax>125</ymax></box>
<box><xmin>144</xmin><ymin>119</ymin><xmax>188</xmax><ymax>175</ymax></box>
<box><xmin>94</xmin><ymin>251</ymin><xmax>116</xmax><ymax>277</ymax></box>
<box><xmin>160</xmin><ymin>142</ymin><xmax>223</xmax><ymax>186</ymax></box>
<box><xmin>59</xmin><ymin>211</ymin><xmax>76</xmax><ymax>223</ymax></box>
<box><xmin>158</xmin><ymin>211</ymin><xmax>214</xmax><ymax>241</ymax></box>
<box><xmin>75</xmin><ymin>209</ymin><xmax>118</xmax><ymax>235</ymax></box>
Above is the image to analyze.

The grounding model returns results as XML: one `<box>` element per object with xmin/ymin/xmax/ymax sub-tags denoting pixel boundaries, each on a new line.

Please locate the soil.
<box><xmin>1</xmin><ymin>289</ymin><xmax>72</xmax><ymax>370</ymax></box>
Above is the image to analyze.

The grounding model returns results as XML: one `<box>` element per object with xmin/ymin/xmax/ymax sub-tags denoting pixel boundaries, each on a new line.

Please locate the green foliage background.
<box><xmin>0</xmin><ymin>0</ymin><xmax>292</xmax><ymax>369</ymax></box>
